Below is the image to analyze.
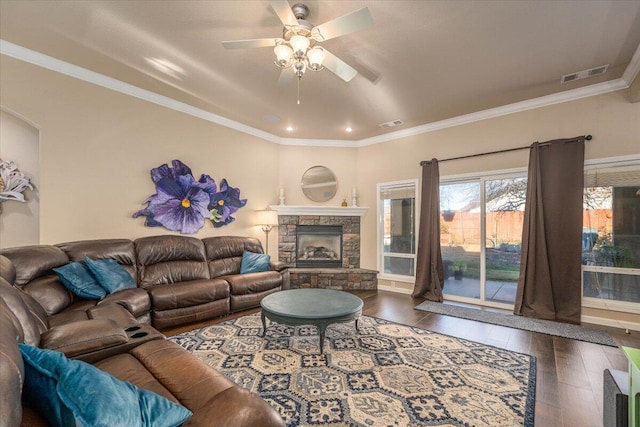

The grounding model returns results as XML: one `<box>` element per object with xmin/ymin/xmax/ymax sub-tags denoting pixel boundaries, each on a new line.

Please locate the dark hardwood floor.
<box><xmin>165</xmin><ymin>290</ymin><xmax>640</xmax><ymax>427</ymax></box>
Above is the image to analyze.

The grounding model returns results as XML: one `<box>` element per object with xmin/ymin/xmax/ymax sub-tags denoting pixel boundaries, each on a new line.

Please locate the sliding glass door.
<box><xmin>440</xmin><ymin>175</ymin><xmax>526</xmax><ymax>308</ymax></box>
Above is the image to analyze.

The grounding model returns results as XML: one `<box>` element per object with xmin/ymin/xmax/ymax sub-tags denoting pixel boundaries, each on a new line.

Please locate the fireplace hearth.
<box><xmin>296</xmin><ymin>225</ymin><xmax>342</xmax><ymax>268</ymax></box>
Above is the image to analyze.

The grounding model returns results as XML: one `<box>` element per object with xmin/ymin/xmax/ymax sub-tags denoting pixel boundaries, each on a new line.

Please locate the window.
<box><xmin>378</xmin><ymin>180</ymin><xmax>417</xmax><ymax>280</ymax></box>
<box><xmin>582</xmin><ymin>162</ymin><xmax>640</xmax><ymax>313</ymax></box>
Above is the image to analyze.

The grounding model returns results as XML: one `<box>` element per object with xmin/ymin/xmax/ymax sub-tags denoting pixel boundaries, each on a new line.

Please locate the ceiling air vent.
<box><xmin>561</xmin><ymin>64</ymin><xmax>609</xmax><ymax>84</ymax></box>
<box><xmin>379</xmin><ymin>119</ymin><xmax>404</xmax><ymax>129</ymax></box>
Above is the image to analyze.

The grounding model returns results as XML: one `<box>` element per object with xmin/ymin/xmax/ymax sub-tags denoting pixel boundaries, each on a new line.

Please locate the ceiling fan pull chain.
<box><xmin>297</xmin><ymin>77</ymin><xmax>301</xmax><ymax>105</ymax></box>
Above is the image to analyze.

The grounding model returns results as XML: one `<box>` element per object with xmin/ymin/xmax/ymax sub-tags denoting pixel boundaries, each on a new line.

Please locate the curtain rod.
<box><xmin>419</xmin><ymin>134</ymin><xmax>592</xmax><ymax>166</ymax></box>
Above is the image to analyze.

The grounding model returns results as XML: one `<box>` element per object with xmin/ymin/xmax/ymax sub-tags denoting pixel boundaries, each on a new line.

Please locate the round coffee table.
<box><xmin>260</xmin><ymin>289</ymin><xmax>363</xmax><ymax>354</ymax></box>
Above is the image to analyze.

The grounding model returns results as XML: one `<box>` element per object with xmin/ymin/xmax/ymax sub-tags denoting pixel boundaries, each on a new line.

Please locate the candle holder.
<box><xmin>351</xmin><ymin>196</ymin><xmax>358</xmax><ymax>207</ymax></box>
<box><xmin>279</xmin><ymin>196</ymin><xmax>286</xmax><ymax>206</ymax></box>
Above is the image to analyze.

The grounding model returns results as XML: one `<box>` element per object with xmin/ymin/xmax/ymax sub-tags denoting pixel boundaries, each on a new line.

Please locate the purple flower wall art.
<box><xmin>133</xmin><ymin>160</ymin><xmax>247</xmax><ymax>234</ymax></box>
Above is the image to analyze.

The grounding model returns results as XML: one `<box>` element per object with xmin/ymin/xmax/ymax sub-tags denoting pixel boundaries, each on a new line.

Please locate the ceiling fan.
<box><xmin>222</xmin><ymin>1</ymin><xmax>373</xmax><ymax>89</ymax></box>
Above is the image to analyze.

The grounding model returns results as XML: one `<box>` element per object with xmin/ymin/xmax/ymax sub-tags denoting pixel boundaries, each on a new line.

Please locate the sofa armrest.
<box><xmin>184</xmin><ymin>386</ymin><xmax>285</xmax><ymax>427</ymax></box>
<box><xmin>88</xmin><ymin>303</ymin><xmax>138</xmax><ymax>327</ymax></box>
<box><xmin>40</xmin><ymin>319</ymin><xmax>128</xmax><ymax>358</ymax></box>
<box><xmin>98</xmin><ymin>287</ymin><xmax>151</xmax><ymax>317</ymax></box>
<box><xmin>270</xmin><ymin>261</ymin><xmax>288</xmax><ymax>272</ymax></box>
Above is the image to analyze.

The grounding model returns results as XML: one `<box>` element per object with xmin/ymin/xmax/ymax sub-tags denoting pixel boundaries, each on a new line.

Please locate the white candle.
<box><xmin>351</xmin><ymin>186</ymin><xmax>357</xmax><ymax>197</ymax></box>
<box><xmin>279</xmin><ymin>188</ymin><xmax>284</xmax><ymax>198</ymax></box>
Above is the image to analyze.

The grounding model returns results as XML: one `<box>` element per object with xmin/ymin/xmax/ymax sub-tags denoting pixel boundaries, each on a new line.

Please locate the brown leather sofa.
<box><xmin>0</xmin><ymin>235</ymin><xmax>289</xmax><ymax>330</ymax></box>
<box><xmin>0</xmin><ymin>276</ymin><xmax>285</xmax><ymax>427</ymax></box>
<box><xmin>0</xmin><ymin>235</ymin><xmax>289</xmax><ymax>425</ymax></box>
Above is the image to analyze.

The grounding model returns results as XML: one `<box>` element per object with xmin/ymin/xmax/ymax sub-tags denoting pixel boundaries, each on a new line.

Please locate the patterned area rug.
<box><xmin>414</xmin><ymin>301</ymin><xmax>618</xmax><ymax>347</ymax></box>
<box><xmin>169</xmin><ymin>314</ymin><xmax>536</xmax><ymax>427</ymax></box>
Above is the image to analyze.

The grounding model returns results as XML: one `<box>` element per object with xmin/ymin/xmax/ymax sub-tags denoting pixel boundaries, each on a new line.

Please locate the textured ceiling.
<box><xmin>1</xmin><ymin>0</ymin><xmax>639</xmax><ymax>141</ymax></box>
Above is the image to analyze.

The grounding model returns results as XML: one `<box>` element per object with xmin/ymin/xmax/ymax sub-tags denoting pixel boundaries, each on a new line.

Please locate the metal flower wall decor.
<box><xmin>0</xmin><ymin>158</ymin><xmax>33</xmax><ymax>211</ymax></box>
<box><xmin>133</xmin><ymin>160</ymin><xmax>247</xmax><ymax>234</ymax></box>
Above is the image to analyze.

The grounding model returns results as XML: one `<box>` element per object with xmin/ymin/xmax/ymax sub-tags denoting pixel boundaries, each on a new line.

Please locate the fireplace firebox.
<box><xmin>296</xmin><ymin>225</ymin><xmax>343</xmax><ymax>268</ymax></box>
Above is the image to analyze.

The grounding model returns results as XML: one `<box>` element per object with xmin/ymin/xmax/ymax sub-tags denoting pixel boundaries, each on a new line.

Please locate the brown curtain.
<box><xmin>413</xmin><ymin>159</ymin><xmax>444</xmax><ymax>301</ymax></box>
<box><xmin>514</xmin><ymin>137</ymin><xmax>585</xmax><ymax>324</ymax></box>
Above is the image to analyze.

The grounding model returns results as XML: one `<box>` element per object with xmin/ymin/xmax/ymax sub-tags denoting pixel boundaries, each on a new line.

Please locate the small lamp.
<box><xmin>255</xmin><ymin>209</ymin><xmax>278</xmax><ymax>255</ymax></box>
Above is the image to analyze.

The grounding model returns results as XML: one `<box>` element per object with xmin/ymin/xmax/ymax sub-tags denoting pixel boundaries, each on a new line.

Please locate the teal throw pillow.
<box><xmin>54</xmin><ymin>262</ymin><xmax>107</xmax><ymax>300</ymax></box>
<box><xmin>84</xmin><ymin>256</ymin><xmax>136</xmax><ymax>294</ymax></box>
<box><xmin>240</xmin><ymin>250</ymin><xmax>271</xmax><ymax>274</ymax></box>
<box><xmin>19</xmin><ymin>343</ymin><xmax>192</xmax><ymax>427</ymax></box>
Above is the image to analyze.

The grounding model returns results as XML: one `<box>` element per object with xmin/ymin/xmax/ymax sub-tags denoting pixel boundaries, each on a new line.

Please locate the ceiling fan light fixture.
<box><xmin>293</xmin><ymin>60</ymin><xmax>307</xmax><ymax>78</ymax></box>
<box><xmin>290</xmin><ymin>34</ymin><xmax>310</xmax><ymax>57</ymax></box>
<box><xmin>307</xmin><ymin>46</ymin><xmax>325</xmax><ymax>71</ymax></box>
<box><xmin>274</xmin><ymin>44</ymin><xmax>293</xmax><ymax>68</ymax></box>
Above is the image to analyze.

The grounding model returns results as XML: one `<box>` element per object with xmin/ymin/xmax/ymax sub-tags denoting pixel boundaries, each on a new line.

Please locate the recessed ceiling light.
<box><xmin>286</xmin><ymin>126</ymin><xmax>294</xmax><ymax>132</ymax></box>
<box><xmin>345</xmin><ymin>127</ymin><xmax>353</xmax><ymax>133</ymax></box>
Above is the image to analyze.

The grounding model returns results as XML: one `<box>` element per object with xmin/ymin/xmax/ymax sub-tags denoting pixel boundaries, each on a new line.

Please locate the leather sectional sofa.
<box><xmin>0</xmin><ymin>235</ymin><xmax>288</xmax><ymax>427</ymax></box>
<box><xmin>1</xmin><ymin>235</ymin><xmax>289</xmax><ymax>330</ymax></box>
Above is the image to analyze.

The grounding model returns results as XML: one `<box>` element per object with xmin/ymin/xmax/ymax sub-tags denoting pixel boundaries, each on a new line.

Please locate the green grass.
<box><xmin>446</xmin><ymin>260</ymin><xmax>520</xmax><ymax>282</ymax></box>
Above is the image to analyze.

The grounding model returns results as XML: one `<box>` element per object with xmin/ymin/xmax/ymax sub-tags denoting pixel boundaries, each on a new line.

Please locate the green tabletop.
<box><xmin>260</xmin><ymin>289</ymin><xmax>363</xmax><ymax>353</ymax></box>
<box><xmin>261</xmin><ymin>288</ymin><xmax>363</xmax><ymax>318</ymax></box>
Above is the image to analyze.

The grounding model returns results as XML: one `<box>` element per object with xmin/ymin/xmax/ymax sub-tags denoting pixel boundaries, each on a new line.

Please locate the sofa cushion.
<box><xmin>240</xmin><ymin>251</ymin><xmax>271</xmax><ymax>274</ymax></box>
<box><xmin>57</xmin><ymin>239</ymin><xmax>137</xmax><ymax>282</ymax></box>
<box><xmin>148</xmin><ymin>279</ymin><xmax>229</xmax><ymax>311</ymax></box>
<box><xmin>0</xmin><ymin>277</ymin><xmax>46</xmax><ymax>346</ymax></box>
<box><xmin>0</xmin><ymin>245</ymin><xmax>69</xmax><ymax>287</ymax></box>
<box><xmin>203</xmin><ymin>236</ymin><xmax>264</xmax><ymax>278</ymax></box>
<box><xmin>54</xmin><ymin>262</ymin><xmax>107</xmax><ymax>300</ymax></box>
<box><xmin>135</xmin><ymin>236</ymin><xmax>209</xmax><ymax>287</ymax></box>
<box><xmin>21</xmin><ymin>275</ymin><xmax>74</xmax><ymax>316</ymax></box>
<box><xmin>47</xmin><ymin>300</ymin><xmax>96</xmax><ymax>327</ymax></box>
<box><xmin>20</xmin><ymin>343</ymin><xmax>193</xmax><ymax>427</ymax></box>
<box><xmin>0</xmin><ymin>298</ymin><xmax>25</xmax><ymax>427</ymax></box>
<box><xmin>222</xmin><ymin>271</ymin><xmax>283</xmax><ymax>295</ymax></box>
<box><xmin>0</xmin><ymin>254</ymin><xmax>16</xmax><ymax>284</ymax></box>
<box><xmin>85</xmin><ymin>256</ymin><xmax>137</xmax><ymax>294</ymax></box>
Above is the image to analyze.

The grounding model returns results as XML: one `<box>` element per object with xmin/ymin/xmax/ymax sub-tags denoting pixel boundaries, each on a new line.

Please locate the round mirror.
<box><xmin>301</xmin><ymin>166</ymin><xmax>338</xmax><ymax>202</ymax></box>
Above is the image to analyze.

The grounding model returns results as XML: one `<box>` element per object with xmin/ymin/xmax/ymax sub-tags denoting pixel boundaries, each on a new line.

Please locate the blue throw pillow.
<box><xmin>240</xmin><ymin>250</ymin><xmax>271</xmax><ymax>274</ymax></box>
<box><xmin>54</xmin><ymin>262</ymin><xmax>107</xmax><ymax>300</ymax></box>
<box><xmin>19</xmin><ymin>344</ymin><xmax>192</xmax><ymax>427</ymax></box>
<box><xmin>84</xmin><ymin>256</ymin><xmax>136</xmax><ymax>294</ymax></box>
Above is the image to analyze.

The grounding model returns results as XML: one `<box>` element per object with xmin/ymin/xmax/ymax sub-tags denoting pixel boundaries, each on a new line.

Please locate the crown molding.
<box><xmin>355</xmin><ymin>78</ymin><xmax>629</xmax><ymax>147</ymax></box>
<box><xmin>622</xmin><ymin>43</ymin><xmax>640</xmax><ymax>85</ymax></box>
<box><xmin>1</xmin><ymin>39</ymin><xmax>634</xmax><ymax>149</ymax></box>
<box><xmin>0</xmin><ymin>39</ymin><xmax>281</xmax><ymax>144</ymax></box>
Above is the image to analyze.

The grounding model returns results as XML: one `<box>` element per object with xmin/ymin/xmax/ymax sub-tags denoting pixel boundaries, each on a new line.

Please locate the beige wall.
<box><xmin>0</xmin><ymin>57</ymin><xmax>280</xmax><ymax>253</ymax></box>
<box><xmin>0</xmin><ymin>109</ymin><xmax>40</xmax><ymax>248</ymax></box>
<box><xmin>278</xmin><ymin>145</ymin><xmax>358</xmax><ymax>207</ymax></box>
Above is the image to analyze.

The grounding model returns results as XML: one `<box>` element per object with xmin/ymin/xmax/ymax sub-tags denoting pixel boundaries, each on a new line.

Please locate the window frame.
<box><xmin>377</xmin><ymin>179</ymin><xmax>419</xmax><ymax>282</ymax></box>
<box><xmin>580</xmin><ymin>155</ymin><xmax>640</xmax><ymax>314</ymax></box>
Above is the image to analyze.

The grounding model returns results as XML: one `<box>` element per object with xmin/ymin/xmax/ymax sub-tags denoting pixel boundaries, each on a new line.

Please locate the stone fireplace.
<box><xmin>275</xmin><ymin>208</ymin><xmax>377</xmax><ymax>290</ymax></box>
<box><xmin>278</xmin><ymin>215</ymin><xmax>359</xmax><ymax>268</ymax></box>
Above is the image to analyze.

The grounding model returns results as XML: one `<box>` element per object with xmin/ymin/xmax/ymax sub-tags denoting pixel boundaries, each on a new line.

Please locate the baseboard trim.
<box><xmin>581</xmin><ymin>314</ymin><xmax>640</xmax><ymax>332</ymax></box>
<box><xmin>377</xmin><ymin>284</ymin><xmax>413</xmax><ymax>295</ymax></box>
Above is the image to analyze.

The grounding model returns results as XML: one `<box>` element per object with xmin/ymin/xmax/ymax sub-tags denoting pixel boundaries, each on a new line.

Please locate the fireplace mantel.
<box><xmin>269</xmin><ymin>205</ymin><xmax>368</xmax><ymax>217</ymax></box>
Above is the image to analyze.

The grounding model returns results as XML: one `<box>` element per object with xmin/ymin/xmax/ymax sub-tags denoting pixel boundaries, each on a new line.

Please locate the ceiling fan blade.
<box><xmin>312</xmin><ymin>7</ymin><xmax>373</xmax><ymax>41</ymax></box>
<box><xmin>222</xmin><ymin>38</ymin><xmax>279</xmax><ymax>49</ymax></box>
<box><xmin>270</xmin><ymin>0</ymin><xmax>298</xmax><ymax>27</ymax></box>
<box><xmin>277</xmin><ymin>69</ymin><xmax>294</xmax><ymax>88</ymax></box>
<box><xmin>323</xmin><ymin>49</ymin><xmax>358</xmax><ymax>82</ymax></box>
